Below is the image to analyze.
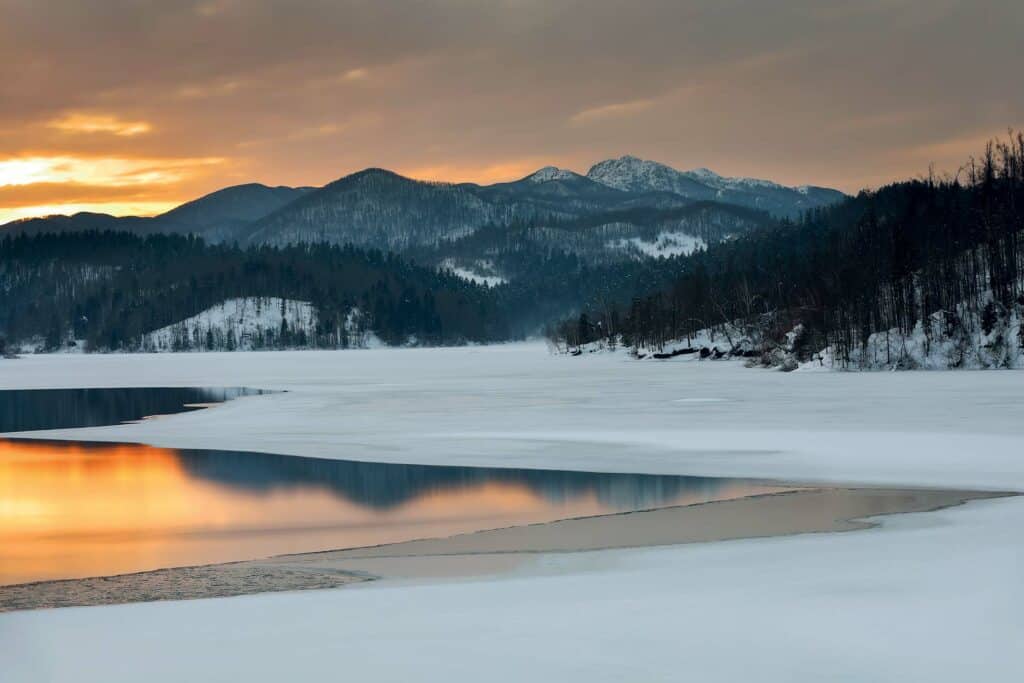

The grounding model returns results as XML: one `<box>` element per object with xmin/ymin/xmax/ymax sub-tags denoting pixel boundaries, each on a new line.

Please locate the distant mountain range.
<box><xmin>1</xmin><ymin>157</ymin><xmax>845</xmax><ymax>277</ymax></box>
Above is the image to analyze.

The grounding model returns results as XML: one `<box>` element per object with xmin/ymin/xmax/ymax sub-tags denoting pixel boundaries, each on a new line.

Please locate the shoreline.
<box><xmin>1</xmin><ymin>485</ymin><xmax>1008</xmax><ymax>613</ymax></box>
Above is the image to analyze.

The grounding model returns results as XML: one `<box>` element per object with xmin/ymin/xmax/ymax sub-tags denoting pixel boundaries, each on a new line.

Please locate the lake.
<box><xmin>0</xmin><ymin>386</ymin><xmax>781</xmax><ymax>585</ymax></box>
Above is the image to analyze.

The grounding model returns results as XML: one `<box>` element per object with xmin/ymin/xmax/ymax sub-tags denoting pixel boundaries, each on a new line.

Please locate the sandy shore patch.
<box><xmin>0</xmin><ymin>562</ymin><xmax>366</xmax><ymax>612</ymax></box>
<box><xmin>1</xmin><ymin>486</ymin><xmax>1007</xmax><ymax>612</ymax></box>
<box><xmin>265</xmin><ymin>487</ymin><xmax>1005</xmax><ymax>577</ymax></box>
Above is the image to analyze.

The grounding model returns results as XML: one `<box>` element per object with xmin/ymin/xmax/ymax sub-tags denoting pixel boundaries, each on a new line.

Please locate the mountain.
<box><xmin>479</xmin><ymin>166</ymin><xmax>689</xmax><ymax>213</ymax></box>
<box><xmin>0</xmin><ymin>212</ymin><xmax>146</xmax><ymax>237</ymax></box>
<box><xmin>1</xmin><ymin>231</ymin><xmax>512</xmax><ymax>351</ymax></box>
<box><xmin>587</xmin><ymin>155</ymin><xmax>845</xmax><ymax>218</ymax></box>
<box><xmin>242</xmin><ymin>166</ymin><xmax>702</xmax><ymax>250</ymax></box>
<box><xmin>242</xmin><ymin>169</ymin><xmax>523</xmax><ymax>249</ymax></box>
<box><xmin>0</xmin><ymin>184</ymin><xmax>312</xmax><ymax>242</ymax></box>
<box><xmin>556</xmin><ymin>137</ymin><xmax>1024</xmax><ymax>370</ymax></box>
<box><xmin>1</xmin><ymin>159</ymin><xmax>844</xmax><ymax>254</ymax></box>
<box><xmin>149</xmin><ymin>183</ymin><xmax>313</xmax><ymax>242</ymax></box>
<box><xmin>420</xmin><ymin>201</ymin><xmax>772</xmax><ymax>287</ymax></box>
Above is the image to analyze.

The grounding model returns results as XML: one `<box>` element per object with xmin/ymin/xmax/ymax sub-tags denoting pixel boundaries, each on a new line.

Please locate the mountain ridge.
<box><xmin>1</xmin><ymin>159</ymin><xmax>846</xmax><ymax>252</ymax></box>
<box><xmin>586</xmin><ymin>155</ymin><xmax>845</xmax><ymax>216</ymax></box>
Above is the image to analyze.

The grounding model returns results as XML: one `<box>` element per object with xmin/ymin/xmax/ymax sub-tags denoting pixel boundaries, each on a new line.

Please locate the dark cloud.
<box><xmin>0</xmin><ymin>0</ymin><xmax>1021</xmax><ymax>220</ymax></box>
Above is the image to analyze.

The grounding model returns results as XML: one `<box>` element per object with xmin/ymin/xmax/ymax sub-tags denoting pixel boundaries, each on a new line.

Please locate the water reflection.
<box><xmin>0</xmin><ymin>387</ymin><xmax>264</xmax><ymax>433</ymax></box>
<box><xmin>0</xmin><ymin>439</ymin><xmax>782</xmax><ymax>585</ymax></box>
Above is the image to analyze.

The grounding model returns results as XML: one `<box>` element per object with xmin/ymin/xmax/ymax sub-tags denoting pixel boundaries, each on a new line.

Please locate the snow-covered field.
<box><xmin>1</xmin><ymin>344</ymin><xmax>1022</xmax><ymax>681</ymax></box>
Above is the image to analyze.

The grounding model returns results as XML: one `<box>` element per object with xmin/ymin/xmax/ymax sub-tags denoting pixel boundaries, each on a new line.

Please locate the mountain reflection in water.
<box><xmin>0</xmin><ymin>439</ymin><xmax>781</xmax><ymax>585</ymax></box>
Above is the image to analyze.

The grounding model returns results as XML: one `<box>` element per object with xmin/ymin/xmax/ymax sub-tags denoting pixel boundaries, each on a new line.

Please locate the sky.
<box><xmin>1</xmin><ymin>0</ymin><xmax>1021</xmax><ymax>223</ymax></box>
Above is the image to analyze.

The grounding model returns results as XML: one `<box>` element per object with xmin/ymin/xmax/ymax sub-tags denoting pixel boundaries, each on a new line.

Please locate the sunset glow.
<box><xmin>0</xmin><ymin>439</ymin><xmax>611</xmax><ymax>584</ymax></box>
<box><xmin>0</xmin><ymin>156</ymin><xmax>224</xmax><ymax>189</ymax></box>
<box><xmin>0</xmin><ymin>1</ymin><xmax>1019</xmax><ymax>227</ymax></box>
<box><xmin>47</xmin><ymin>113</ymin><xmax>153</xmax><ymax>137</ymax></box>
<box><xmin>0</xmin><ymin>201</ymin><xmax>180</xmax><ymax>223</ymax></box>
<box><xmin>0</xmin><ymin>155</ymin><xmax>225</xmax><ymax>222</ymax></box>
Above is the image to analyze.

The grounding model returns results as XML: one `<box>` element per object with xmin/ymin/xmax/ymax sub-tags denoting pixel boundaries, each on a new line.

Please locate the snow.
<box><xmin>525</xmin><ymin>165</ymin><xmax>578</xmax><ymax>183</ymax></box>
<box><xmin>439</xmin><ymin>259</ymin><xmax>507</xmax><ymax>286</ymax></box>
<box><xmin>687</xmin><ymin>166</ymin><xmax>722</xmax><ymax>181</ymax></box>
<box><xmin>1</xmin><ymin>345</ymin><xmax>1022</xmax><ymax>681</ymax></box>
<box><xmin>587</xmin><ymin>155</ymin><xmax>800</xmax><ymax>195</ymax></box>
<box><xmin>3</xmin><ymin>495</ymin><xmax>1022</xmax><ymax>682</ymax></box>
<box><xmin>685</xmin><ymin>165</ymin><xmax>785</xmax><ymax>191</ymax></box>
<box><xmin>606</xmin><ymin>231</ymin><xmax>706</xmax><ymax>258</ymax></box>
<box><xmin>446</xmin><ymin>267</ymin><xmax>506</xmax><ymax>287</ymax></box>
<box><xmin>2</xmin><ymin>344</ymin><xmax>1023</xmax><ymax>488</ymax></box>
<box><xmin>587</xmin><ymin>155</ymin><xmax>688</xmax><ymax>193</ymax></box>
<box><xmin>137</xmin><ymin>298</ymin><xmax>384</xmax><ymax>351</ymax></box>
<box><xmin>142</xmin><ymin>297</ymin><xmax>318</xmax><ymax>351</ymax></box>
<box><xmin>809</xmin><ymin>300</ymin><xmax>1023</xmax><ymax>370</ymax></box>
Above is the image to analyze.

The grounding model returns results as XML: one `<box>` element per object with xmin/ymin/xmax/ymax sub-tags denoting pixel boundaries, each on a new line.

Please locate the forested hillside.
<box><xmin>6</xmin><ymin>138</ymin><xmax>1020</xmax><ymax>369</ymax></box>
<box><xmin>551</xmin><ymin>136</ymin><xmax>1024</xmax><ymax>370</ymax></box>
<box><xmin>413</xmin><ymin>202</ymin><xmax>771</xmax><ymax>281</ymax></box>
<box><xmin>0</xmin><ymin>226</ymin><xmax>722</xmax><ymax>354</ymax></box>
<box><xmin>0</xmin><ymin>232</ymin><xmax>511</xmax><ymax>351</ymax></box>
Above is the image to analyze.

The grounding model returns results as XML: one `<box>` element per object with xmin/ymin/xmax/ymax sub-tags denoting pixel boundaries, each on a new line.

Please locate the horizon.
<box><xmin>0</xmin><ymin>155</ymin><xmax>842</xmax><ymax>224</ymax></box>
<box><xmin>1</xmin><ymin>1</ymin><xmax>1021</xmax><ymax>225</ymax></box>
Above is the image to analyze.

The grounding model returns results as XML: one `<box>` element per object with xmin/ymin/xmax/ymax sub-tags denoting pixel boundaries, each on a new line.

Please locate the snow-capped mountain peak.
<box><xmin>526</xmin><ymin>166</ymin><xmax>579</xmax><ymax>183</ymax></box>
<box><xmin>585</xmin><ymin>156</ymin><xmax>686</xmax><ymax>193</ymax></box>
<box><xmin>586</xmin><ymin>155</ymin><xmax>846</xmax><ymax>217</ymax></box>
<box><xmin>682</xmin><ymin>168</ymin><xmax>785</xmax><ymax>192</ymax></box>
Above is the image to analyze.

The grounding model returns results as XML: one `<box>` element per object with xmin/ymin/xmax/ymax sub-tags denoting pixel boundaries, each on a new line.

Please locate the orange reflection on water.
<box><xmin>0</xmin><ymin>439</ymin><xmax>783</xmax><ymax>586</ymax></box>
<box><xmin>0</xmin><ymin>440</ymin><xmax>604</xmax><ymax>585</ymax></box>
<box><xmin>1</xmin><ymin>440</ymin><xmax>210</xmax><ymax>537</ymax></box>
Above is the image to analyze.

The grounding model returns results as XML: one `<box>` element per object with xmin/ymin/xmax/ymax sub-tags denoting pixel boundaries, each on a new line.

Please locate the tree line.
<box><xmin>0</xmin><ymin>232</ymin><xmax>513</xmax><ymax>351</ymax></box>
<box><xmin>550</xmin><ymin>134</ymin><xmax>1024</xmax><ymax>368</ymax></box>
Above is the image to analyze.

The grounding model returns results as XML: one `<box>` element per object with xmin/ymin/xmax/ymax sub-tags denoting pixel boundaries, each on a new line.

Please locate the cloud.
<box><xmin>0</xmin><ymin>0</ymin><xmax>1020</xmax><ymax>213</ymax></box>
<box><xmin>47</xmin><ymin>113</ymin><xmax>152</xmax><ymax>137</ymax></box>
<box><xmin>194</xmin><ymin>0</ymin><xmax>236</xmax><ymax>18</ymax></box>
<box><xmin>0</xmin><ymin>155</ymin><xmax>224</xmax><ymax>188</ymax></box>
<box><xmin>568</xmin><ymin>99</ymin><xmax>656</xmax><ymax>126</ymax></box>
<box><xmin>0</xmin><ymin>154</ymin><xmax>227</xmax><ymax>223</ymax></box>
<box><xmin>174</xmin><ymin>80</ymin><xmax>246</xmax><ymax>100</ymax></box>
<box><xmin>342</xmin><ymin>68</ymin><xmax>369</xmax><ymax>82</ymax></box>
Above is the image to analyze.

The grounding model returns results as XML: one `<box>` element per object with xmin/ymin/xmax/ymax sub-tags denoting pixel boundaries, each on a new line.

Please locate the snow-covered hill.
<box><xmin>141</xmin><ymin>298</ymin><xmax>318</xmax><ymax>351</ymax></box>
<box><xmin>140</xmin><ymin>298</ymin><xmax>380</xmax><ymax>351</ymax></box>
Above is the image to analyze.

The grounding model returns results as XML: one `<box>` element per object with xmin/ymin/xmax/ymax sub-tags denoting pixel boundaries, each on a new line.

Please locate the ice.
<box><xmin>0</xmin><ymin>344</ymin><xmax>1022</xmax><ymax>681</ymax></box>
<box><xmin>1</xmin><ymin>496</ymin><xmax>1020</xmax><ymax>682</ymax></box>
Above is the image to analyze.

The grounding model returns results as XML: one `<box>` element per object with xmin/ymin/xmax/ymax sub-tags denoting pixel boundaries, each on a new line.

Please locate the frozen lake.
<box><xmin>0</xmin><ymin>346</ymin><xmax>1021</xmax><ymax>682</ymax></box>
<box><xmin>0</xmin><ymin>435</ymin><xmax>783</xmax><ymax>585</ymax></box>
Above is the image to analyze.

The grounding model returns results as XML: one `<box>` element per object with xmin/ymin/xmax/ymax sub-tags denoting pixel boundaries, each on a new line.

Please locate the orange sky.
<box><xmin>1</xmin><ymin>0</ymin><xmax>1021</xmax><ymax>223</ymax></box>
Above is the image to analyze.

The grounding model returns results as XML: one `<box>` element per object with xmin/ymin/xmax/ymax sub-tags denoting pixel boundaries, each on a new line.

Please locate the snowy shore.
<box><xmin>2</xmin><ymin>343</ymin><xmax>1023</xmax><ymax>490</ymax></box>
<box><xmin>1</xmin><ymin>344</ymin><xmax>1022</xmax><ymax>681</ymax></box>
